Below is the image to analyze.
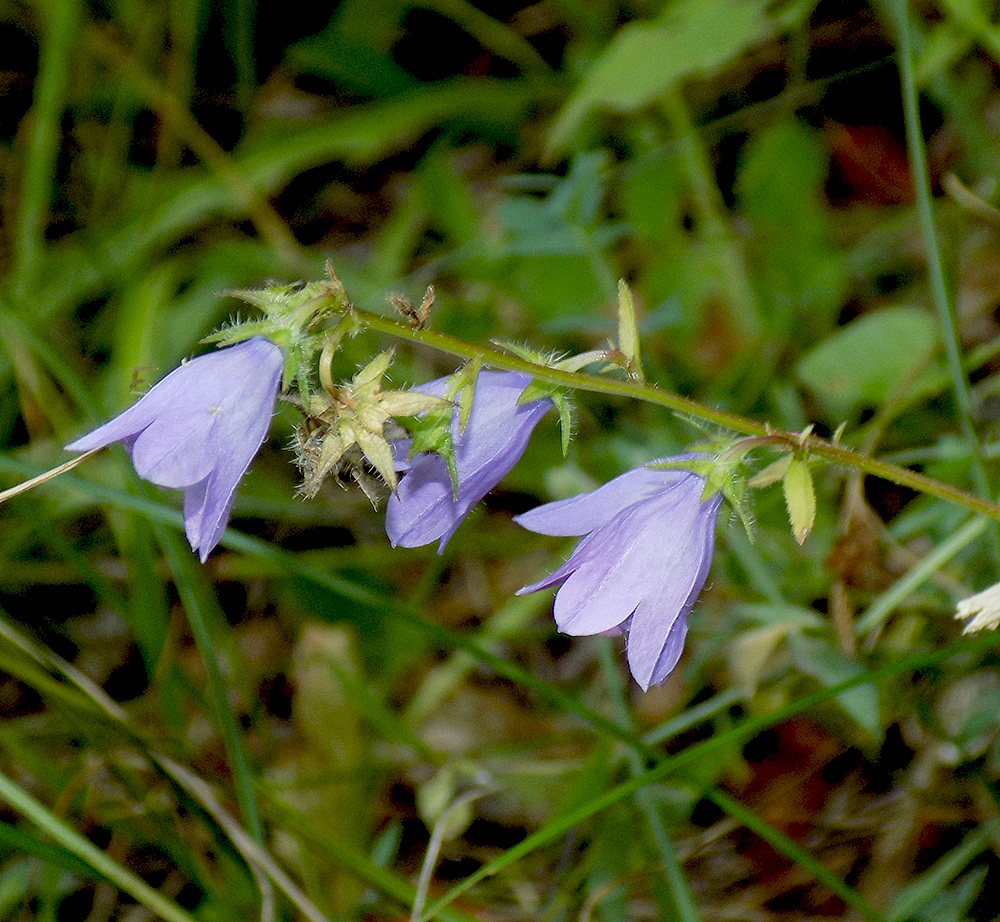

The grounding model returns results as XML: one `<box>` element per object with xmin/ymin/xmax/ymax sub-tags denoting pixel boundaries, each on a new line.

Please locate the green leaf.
<box><xmin>548</xmin><ymin>0</ymin><xmax>770</xmax><ymax>151</ymax></box>
<box><xmin>789</xmin><ymin>635</ymin><xmax>881</xmax><ymax>735</ymax></box>
<box><xmin>616</xmin><ymin>280</ymin><xmax>644</xmax><ymax>381</ymax></box>
<box><xmin>782</xmin><ymin>457</ymin><xmax>816</xmax><ymax>545</ymax></box>
<box><xmin>796</xmin><ymin>306</ymin><xmax>941</xmax><ymax>418</ymax></box>
<box><xmin>747</xmin><ymin>453</ymin><xmax>792</xmax><ymax>489</ymax></box>
<box><xmin>736</xmin><ymin>120</ymin><xmax>846</xmax><ymax>332</ymax></box>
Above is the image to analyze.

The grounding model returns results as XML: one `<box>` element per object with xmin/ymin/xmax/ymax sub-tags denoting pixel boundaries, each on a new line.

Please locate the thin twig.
<box><xmin>0</xmin><ymin>448</ymin><xmax>100</xmax><ymax>504</ymax></box>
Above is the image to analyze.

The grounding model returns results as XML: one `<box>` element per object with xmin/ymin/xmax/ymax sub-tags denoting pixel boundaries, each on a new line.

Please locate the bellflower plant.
<box><xmin>385</xmin><ymin>370</ymin><xmax>553</xmax><ymax>553</ymax></box>
<box><xmin>515</xmin><ymin>459</ymin><xmax>721</xmax><ymax>691</ymax></box>
<box><xmin>66</xmin><ymin>337</ymin><xmax>284</xmax><ymax>562</ymax></box>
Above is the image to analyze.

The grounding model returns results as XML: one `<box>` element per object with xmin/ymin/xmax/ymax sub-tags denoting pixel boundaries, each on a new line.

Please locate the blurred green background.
<box><xmin>4</xmin><ymin>0</ymin><xmax>1000</xmax><ymax>919</ymax></box>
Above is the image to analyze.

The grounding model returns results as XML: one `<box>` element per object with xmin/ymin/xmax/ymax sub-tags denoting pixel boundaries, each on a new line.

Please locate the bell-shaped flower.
<box><xmin>515</xmin><ymin>460</ymin><xmax>721</xmax><ymax>691</ymax></box>
<box><xmin>66</xmin><ymin>337</ymin><xmax>284</xmax><ymax>562</ymax></box>
<box><xmin>385</xmin><ymin>370</ymin><xmax>552</xmax><ymax>553</ymax></box>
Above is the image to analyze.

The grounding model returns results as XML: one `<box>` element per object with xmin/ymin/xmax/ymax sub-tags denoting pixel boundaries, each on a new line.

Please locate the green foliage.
<box><xmin>736</xmin><ymin>121</ymin><xmax>847</xmax><ymax>336</ymax></box>
<box><xmin>797</xmin><ymin>306</ymin><xmax>943</xmax><ymax>419</ymax></box>
<box><xmin>492</xmin><ymin>153</ymin><xmax>620</xmax><ymax>324</ymax></box>
<box><xmin>549</xmin><ymin>0</ymin><xmax>773</xmax><ymax>151</ymax></box>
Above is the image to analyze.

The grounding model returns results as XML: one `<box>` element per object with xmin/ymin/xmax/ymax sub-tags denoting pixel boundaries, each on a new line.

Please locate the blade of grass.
<box><xmin>421</xmin><ymin>0</ymin><xmax>552</xmax><ymax>75</ymax></box>
<box><xmin>889</xmin><ymin>0</ymin><xmax>999</xmax><ymax>556</ymax></box>
<box><xmin>42</xmin><ymin>77</ymin><xmax>542</xmax><ymax>312</ymax></box>
<box><xmin>88</xmin><ymin>25</ymin><xmax>307</xmax><ymax>271</ymax></box>
<box><xmin>6</xmin><ymin>455</ymin><xmax>997</xmax><ymax>920</ymax></box>
<box><xmin>706</xmin><ymin>788</ymin><xmax>886</xmax><ymax>921</ymax></box>
<box><xmin>0</xmin><ymin>612</ymin><xmax>332</xmax><ymax>922</ymax></box>
<box><xmin>153</xmin><ymin>754</ymin><xmax>329</xmax><ymax>922</ymax></box>
<box><xmin>265</xmin><ymin>799</ymin><xmax>482</xmax><ymax>922</ymax></box>
<box><xmin>0</xmin><ymin>611</ymin><xmax>465</xmax><ymax>922</ymax></box>
<box><xmin>221</xmin><ymin>0</ymin><xmax>255</xmax><ymax>110</ymax></box>
<box><xmin>5</xmin><ymin>450</ymin><xmax>996</xmax><ymax>761</ymax></box>
<box><xmin>11</xmin><ymin>0</ymin><xmax>81</xmax><ymax>303</ymax></box>
<box><xmin>152</xmin><ymin>520</ymin><xmax>263</xmax><ymax>844</ymax></box>
<box><xmin>323</xmin><ymin>659</ymin><xmax>444</xmax><ymax>766</ymax></box>
<box><xmin>0</xmin><ymin>454</ymin><xmax>643</xmax><ymax>749</ymax></box>
<box><xmin>0</xmin><ymin>823</ymin><xmax>91</xmax><ymax>876</ymax></box>
<box><xmin>661</xmin><ymin>89</ymin><xmax>761</xmax><ymax>340</ymax></box>
<box><xmin>641</xmin><ymin>686</ymin><xmax>743</xmax><ymax>748</ymax></box>
<box><xmin>403</xmin><ymin>591</ymin><xmax>552</xmax><ymax>725</ymax></box>
<box><xmin>0</xmin><ymin>769</ymin><xmax>199</xmax><ymax>922</ymax></box>
<box><xmin>855</xmin><ymin>514</ymin><xmax>985</xmax><ymax>636</ymax></box>
<box><xmin>0</xmin><ymin>821</ymin><xmax>91</xmax><ymax>879</ymax></box>
<box><xmin>886</xmin><ymin>821</ymin><xmax>996</xmax><ymax>921</ymax></box>
<box><xmin>597</xmin><ymin>638</ymin><xmax>702</xmax><ymax>922</ymax></box>
<box><xmin>414</xmin><ymin>634</ymin><xmax>1000</xmax><ymax>921</ymax></box>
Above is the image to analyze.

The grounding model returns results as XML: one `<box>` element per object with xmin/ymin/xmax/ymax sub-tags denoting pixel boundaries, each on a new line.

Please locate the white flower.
<box><xmin>955</xmin><ymin>581</ymin><xmax>1000</xmax><ymax>634</ymax></box>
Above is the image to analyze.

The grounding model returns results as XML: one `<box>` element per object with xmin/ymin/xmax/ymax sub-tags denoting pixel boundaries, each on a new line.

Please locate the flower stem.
<box><xmin>342</xmin><ymin>303</ymin><xmax>1000</xmax><ymax>523</ymax></box>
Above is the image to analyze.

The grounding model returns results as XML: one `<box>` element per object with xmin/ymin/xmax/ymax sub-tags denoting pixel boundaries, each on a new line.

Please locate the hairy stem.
<box><xmin>339</xmin><ymin>302</ymin><xmax>1000</xmax><ymax>522</ymax></box>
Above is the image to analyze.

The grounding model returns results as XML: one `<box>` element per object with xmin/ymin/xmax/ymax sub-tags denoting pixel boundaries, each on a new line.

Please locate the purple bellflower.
<box><xmin>66</xmin><ymin>337</ymin><xmax>284</xmax><ymax>562</ymax></box>
<box><xmin>385</xmin><ymin>371</ymin><xmax>552</xmax><ymax>553</ymax></box>
<box><xmin>515</xmin><ymin>460</ymin><xmax>721</xmax><ymax>691</ymax></box>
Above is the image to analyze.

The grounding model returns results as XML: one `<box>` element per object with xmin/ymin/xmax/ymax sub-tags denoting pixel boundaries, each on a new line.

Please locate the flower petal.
<box><xmin>386</xmin><ymin>371</ymin><xmax>551</xmax><ymax>552</ymax></box>
<box><xmin>552</xmin><ymin>482</ymin><xmax>711</xmax><ymax>638</ymax></box>
<box><xmin>517</xmin><ymin>456</ymin><xmax>721</xmax><ymax>690</ymax></box>
<box><xmin>521</xmin><ymin>504</ymin><xmax>656</xmax><ymax>636</ymax></box>
<box><xmin>130</xmin><ymin>411</ymin><xmax>218</xmax><ymax>487</ymax></box>
<box><xmin>183</xmin><ymin>474</ymin><xmax>238</xmax><ymax>562</ymax></box>
<box><xmin>623</xmin><ymin>490</ymin><xmax>720</xmax><ymax>689</ymax></box>
<box><xmin>384</xmin><ymin>451</ymin><xmax>459</xmax><ymax>550</ymax></box>
<box><xmin>513</xmin><ymin>459</ymin><xmax>703</xmax><ymax>537</ymax></box>
<box><xmin>629</xmin><ymin>615</ymin><xmax>687</xmax><ymax>692</ymax></box>
<box><xmin>66</xmin><ymin>337</ymin><xmax>283</xmax><ymax>561</ymax></box>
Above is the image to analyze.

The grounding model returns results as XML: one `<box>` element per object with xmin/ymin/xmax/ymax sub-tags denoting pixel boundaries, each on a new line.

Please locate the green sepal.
<box><xmin>717</xmin><ymin>469</ymin><xmax>754</xmax><ymax>542</ymax></box>
<box><xmin>447</xmin><ymin>359</ymin><xmax>483</xmax><ymax>434</ymax></box>
<box><xmin>200</xmin><ymin>318</ymin><xmax>284</xmax><ymax>346</ymax></box>
<box><xmin>492</xmin><ymin>339</ymin><xmax>561</xmax><ymax>367</ymax></box>
<box><xmin>402</xmin><ymin>406</ymin><xmax>459</xmax><ymax>498</ymax></box>
<box><xmin>223</xmin><ymin>278</ymin><xmax>341</xmax><ymax>324</ymax></box>
<box><xmin>553</xmin><ymin>391</ymin><xmax>574</xmax><ymax>455</ymax></box>
<box><xmin>646</xmin><ymin>452</ymin><xmax>755</xmax><ymax>542</ymax></box>
<box><xmin>516</xmin><ymin>379</ymin><xmax>571</xmax><ymax>454</ymax></box>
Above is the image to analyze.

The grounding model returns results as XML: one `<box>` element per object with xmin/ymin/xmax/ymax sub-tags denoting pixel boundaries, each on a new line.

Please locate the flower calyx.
<box><xmin>294</xmin><ymin>350</ymin><xmax>448</xmax><ymax>501</ymax></box>
<box><xmin>400</xmin><ymin>360</ymin><xmax>483</xmax><ymax>495</ymax></box>
<box><xmin>646</xmin><ymin>449</ymin><xmax>755</xmax><ymax>541</ymax></box>
<box><xmin>210</xmin><ymin>262</ymin><xmax>361</xmax><ymax>405</ymax></box>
